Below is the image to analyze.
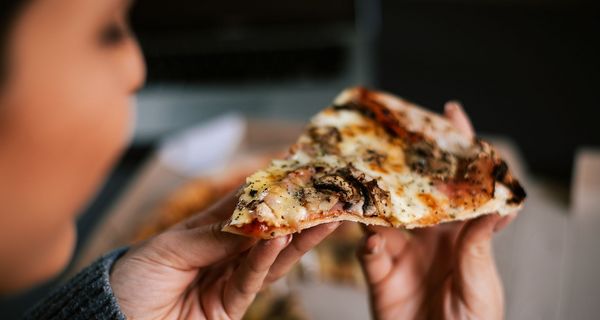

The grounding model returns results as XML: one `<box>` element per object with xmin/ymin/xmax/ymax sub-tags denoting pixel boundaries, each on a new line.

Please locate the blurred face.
<box><xmin>0</xmin><ymin>0</ymin><xmax>145</xmax><ymax>292</ymax></box>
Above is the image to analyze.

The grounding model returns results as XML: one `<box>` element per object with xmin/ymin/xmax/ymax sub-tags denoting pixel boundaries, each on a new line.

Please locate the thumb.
<box><xmin>357</xmin><ymin>233</ymin><xmax>394</xmax><ymax>285</ymax></box>
<box><xmin>444</xmin><ymin>101</ymin><xmax>475</xmax><ymax>139</ymax></box>
<box><xmin>453</xmin><ymin>214</ymin><xmax>504</xmax><ymax>317</ymax></box>
<box><xmin>144</xmin><ymin>221</ymin><xmax>257</xmax><ymax>270</ymax></box>
<box><xmin>457</xmin><ymin>214</ymin><xmax>500</xmax><ymax>260</ymax></box>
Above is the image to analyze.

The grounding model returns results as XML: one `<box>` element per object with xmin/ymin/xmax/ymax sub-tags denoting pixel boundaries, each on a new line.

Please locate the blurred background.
<box><xmin>129</xmin><ymin>0</ymin><xmax>599</xmax><ymax>183</ymax></box>
<box><xmin>2</xmin><ymin>0</ymin><xmax>599</xmax><ymax>318</ymax></box>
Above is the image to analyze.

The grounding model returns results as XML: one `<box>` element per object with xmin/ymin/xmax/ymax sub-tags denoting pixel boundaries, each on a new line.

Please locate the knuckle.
<box><xmin>266</xmin><ymin>269</ymin><xmax>284</xmax><ymax>283</ymax></box>
<box><xmin>210</xmin><ymin>222</ymin><xmax>224</xmax><ymax>239</ymax></box>
<box><xmin>209</xmin><ymin>222</ymin><xmax>228</xmax><ymax>243</ymax></box>
<box><xmin>148</xmin><ymin>232</ymin><xmax>173</xmax><ymax>254</ymax></box>
<box><xmin>236</xmin><ymin>278</ymin><xmax>261</xmax><ymax>295</ymax></box>
<box><xmin>246</xmin><ymin>259</ymin><xmax>266</xmax><ymax>275</ymax></box>
<box><xmin>292</xmin><ymin>237</ymin><xmax>315</xmax><ymax>254</ymax></box>
<box><xmin>264</xmin><ymin>273</ymin><xmax>277</xmax><ymax>284</ymax></box>
<box><xmin>466</xmin><ymin>242</ymin><xmax>492</xmax><ymax>259</ymax></box>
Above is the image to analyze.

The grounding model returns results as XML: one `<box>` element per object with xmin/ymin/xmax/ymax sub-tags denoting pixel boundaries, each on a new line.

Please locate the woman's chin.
<box><xmin>2</xmin><ymin>224</ymin><xmax>76</xmax><ymax>294</ymax></box>
<box><xmin>40</xmin><ymin>224</ymin><xmax>77</xmax><ymax>280</ymax></box>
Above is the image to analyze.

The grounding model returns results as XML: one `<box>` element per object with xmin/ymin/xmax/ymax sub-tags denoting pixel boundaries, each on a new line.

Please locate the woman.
<box><xmin>0</xmin><ymin>0</ymin><xmax>339</xmax><ymax>318</ymax></box>
<box><xmin>0</xmin><ymin>0</ymin><xmax>513</xmax><ymax>319</ymax></box>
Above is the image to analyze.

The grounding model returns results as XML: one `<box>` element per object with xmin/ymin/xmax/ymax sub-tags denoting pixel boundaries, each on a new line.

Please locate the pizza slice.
<box><xmin>223</xmin><ymin>87</ymin><xmax>526</xmax><ymax>239</ymax></box>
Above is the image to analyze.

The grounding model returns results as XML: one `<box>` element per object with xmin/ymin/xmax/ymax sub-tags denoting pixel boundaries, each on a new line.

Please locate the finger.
<box><xmin>200</xmin><ymin>264</ymin><xmax>236</xmax><ymax>320</ymax></box>
<box><xmin>458</xmin><ymin>214</ymin><xmax>502</xmax><ymax>250</ymax></box>
<box><xmin>223</xmin><ymin>235</ymin><xmax>292</xmax><ymax>318</ymax></box>
<box><xmin>148</xmin><ymin>221</ymin><xmax>257</xmax><ymax>270</ymax></box>
<box><xmin>196</xmin><ymin>259</ymin><xmax>239</xmax><ymax>293</ymax></box>
<box><xmin>436</xmin><ymin>220</ymin><xmax>468</xmax><ymax>246</ymax></box>
<box><xmin>444</xmin><ymin>101</ymin><xmax>475</xmax><ymax>139</ymax></box>
<box><xmin>494</xmin><ymin>213</ymin><xmax>517</xmax><ymax>233</ymax></box>
<box><xmin>454</xmin><ymin>214</ymin><xmax>500</xmax><ymax>283</ymax></box>
<box><xmin>357</xmin><ymin>233</ymin><xmax>394</xmax><ymax>285</ymax></box>
<box><xmin>454</xmin><ymin>214</ymin><xmax>505</xmax><ymax>315</ymax></box>
<box><xmin>265</xmin><ymin>222</ymin><xmax>340</xmax><ymax>282</ymax></box>
<box><xmin>364</xmin><ymin>225</ymin><xmax>412</xmax><ymax>257</ymax></box>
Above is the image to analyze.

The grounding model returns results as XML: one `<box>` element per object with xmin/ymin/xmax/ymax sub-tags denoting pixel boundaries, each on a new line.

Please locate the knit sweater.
<box><xmin>24</xmin><ymin>248</ymin><xmax>128</xmax><ymax>320</ymax></box>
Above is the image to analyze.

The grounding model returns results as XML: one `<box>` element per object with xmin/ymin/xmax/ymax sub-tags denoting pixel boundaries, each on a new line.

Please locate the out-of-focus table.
<box><xmin>74</xmin><ymin>119</ymin><xmax>600</xmax><ymax>319</ymax></box>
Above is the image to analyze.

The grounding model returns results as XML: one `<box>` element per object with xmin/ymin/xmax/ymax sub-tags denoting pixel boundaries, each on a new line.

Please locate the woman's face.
<box><xmin>0</xmin><ymin>0</ymin><xmax>145</xmax><ymax>292</ymax></box>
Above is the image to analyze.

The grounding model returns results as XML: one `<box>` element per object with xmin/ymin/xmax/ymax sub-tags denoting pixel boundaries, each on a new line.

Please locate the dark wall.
<box><xmin>377</xmin><ymin>1</ymin><xmax>600</xmax><ymax>182</ymax></box>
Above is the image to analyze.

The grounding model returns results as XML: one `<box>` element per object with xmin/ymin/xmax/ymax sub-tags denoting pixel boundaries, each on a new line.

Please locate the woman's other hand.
<box><xmin>357</xmin><ymin>102</ymin><xmax>516</xmax><ymax>320</ymax></box>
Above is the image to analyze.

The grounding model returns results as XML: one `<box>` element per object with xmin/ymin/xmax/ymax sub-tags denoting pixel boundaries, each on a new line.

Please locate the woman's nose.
<box><xmin>121</xmin><ymin>38</ymin><xmax>146</xmax><ymax>94</ymax></box>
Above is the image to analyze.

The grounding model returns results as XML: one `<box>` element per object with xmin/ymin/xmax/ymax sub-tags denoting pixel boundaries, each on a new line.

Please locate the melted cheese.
<box><xmin>315</xmin><ymin>109</ymin><xmax>448</xmax><ymax>225</ymax></box>
<box><xmin>232</xmin><ymin>161</ymin><xmax>308</xmax><ymax>227</ymax></box>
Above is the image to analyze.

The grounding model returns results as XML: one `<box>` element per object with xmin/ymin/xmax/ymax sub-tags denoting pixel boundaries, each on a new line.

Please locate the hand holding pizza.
<box><xmin>358</xmin><ymin>102</ymin><xmax>516</xmax><ymax>320</ymax></box>
<box><xmin>110</xmin><ymin>192</ymin><xmax>339</xmax><ymax>319</ymax></box>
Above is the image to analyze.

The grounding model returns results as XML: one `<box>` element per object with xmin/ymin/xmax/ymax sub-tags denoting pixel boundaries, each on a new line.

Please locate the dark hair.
<box><xmin>0</xmin><ymin>0</ymin><xmax>24</xmax><ymax>81</ymax></box>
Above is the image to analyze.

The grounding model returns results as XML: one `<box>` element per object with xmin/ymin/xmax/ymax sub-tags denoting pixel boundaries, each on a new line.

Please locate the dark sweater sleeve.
<box><xmin>24</xmin><ymin>248</ymin><xmax>129</xmax><ymax>320</ymax></box>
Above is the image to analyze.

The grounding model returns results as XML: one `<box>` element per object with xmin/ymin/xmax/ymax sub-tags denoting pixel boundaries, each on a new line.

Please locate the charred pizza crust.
<box><xmin>223</xmin><ymin>87</ymin><xmax>526</xmax><ymax>239</ymax></box>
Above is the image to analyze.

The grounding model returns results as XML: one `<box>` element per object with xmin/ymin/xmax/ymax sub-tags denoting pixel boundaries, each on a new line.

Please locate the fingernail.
<box><xmin>446</xmin><ymin>101</ymin><xmax>463</xmax><ymax>113</ymax></box>
<box><xmin>265</xmin><ymin>234</ymin><xmax>292</xmax><ymax>247</ymax></box>
<box><xmin>365</xmin><ymin>234</ymin><xmax>380</xmax><ymax>255</ymax></box>
<box><xmin>284</xmin><ymin>234</ymin><xmax>293</xmax><ymax>245</ymax></box>
<box><xmin>327</xmin><ymin>222</ymin><xmax>341</xmax><ymax>230</ymax></box>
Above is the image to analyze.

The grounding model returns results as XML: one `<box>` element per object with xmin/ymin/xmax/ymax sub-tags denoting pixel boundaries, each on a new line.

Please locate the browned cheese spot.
<box><xmin>413</xmin><ymin>193</ymin><xmax>450</xmax><ymax>226</ymax></box>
